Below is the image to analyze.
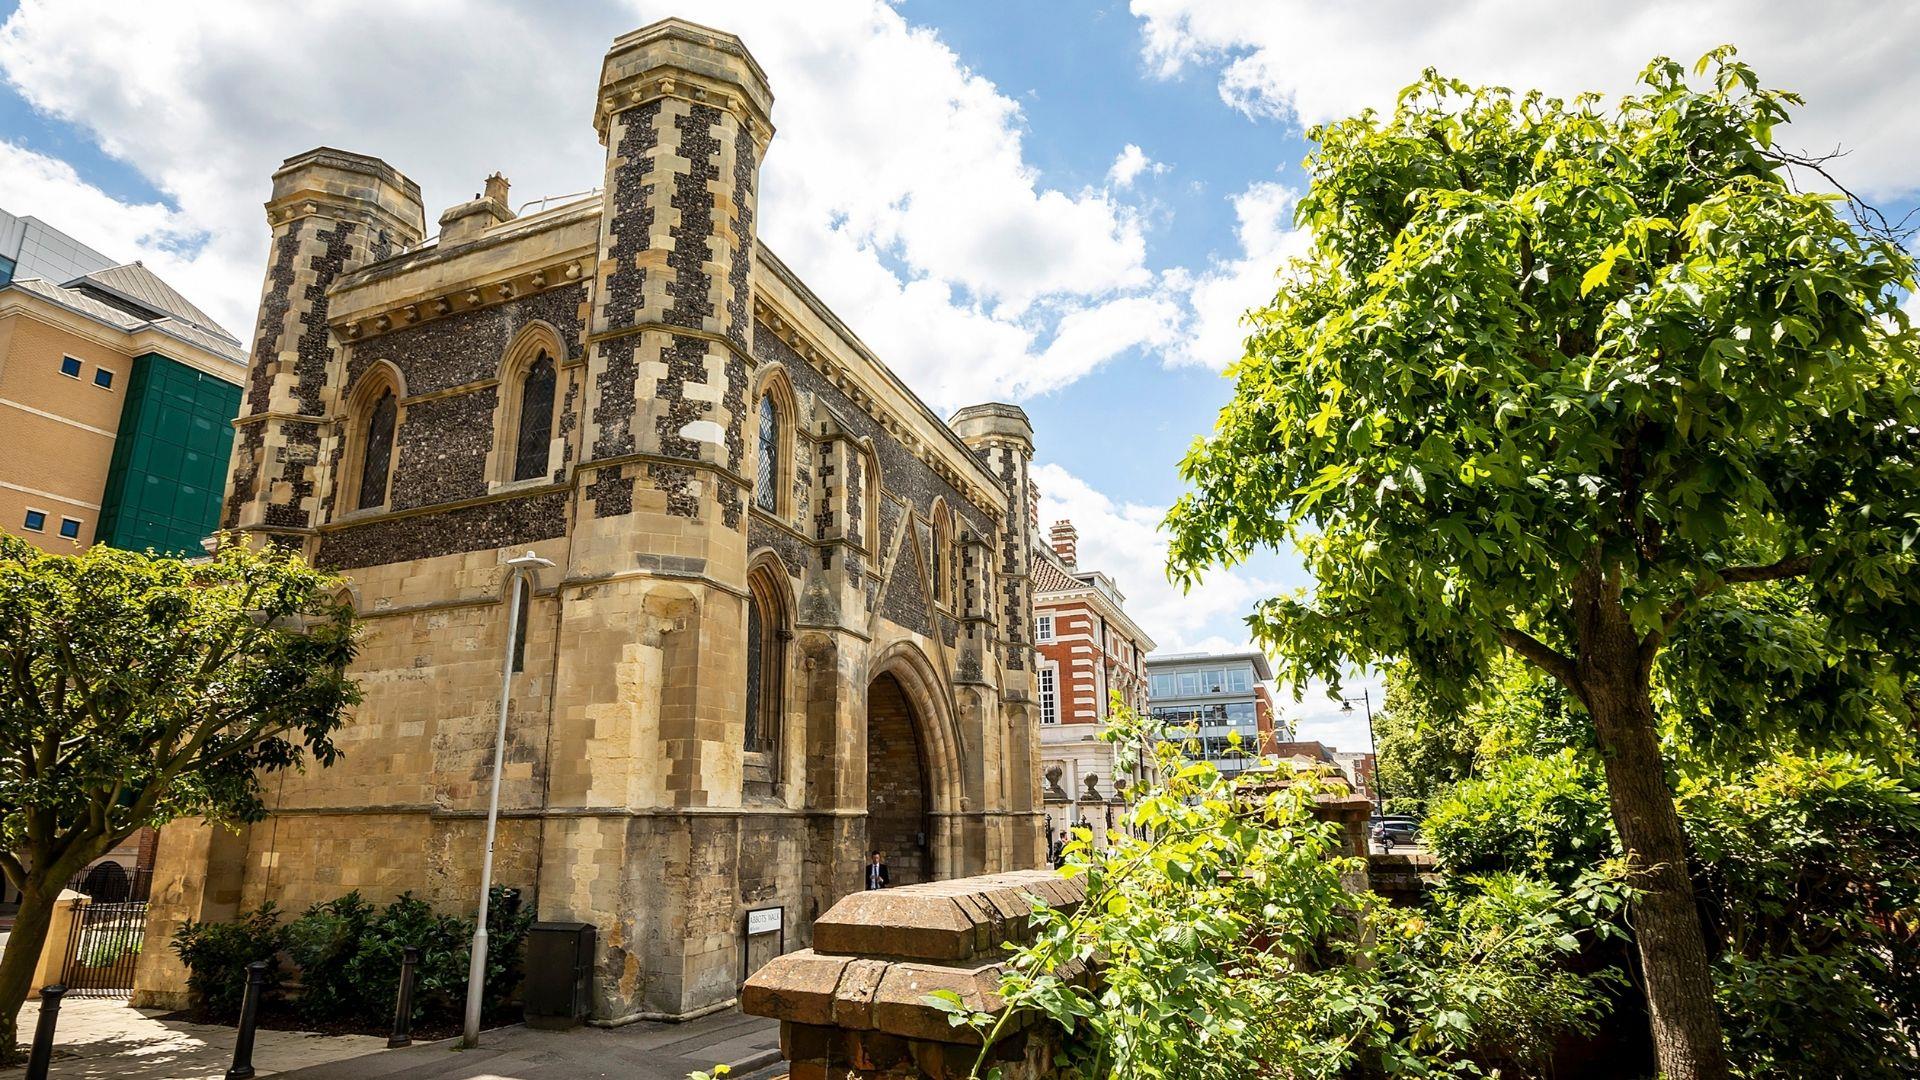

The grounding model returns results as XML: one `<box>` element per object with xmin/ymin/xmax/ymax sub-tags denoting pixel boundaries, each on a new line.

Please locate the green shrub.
<box><xmin>78</xmin><ymin>936</ymin><xmax>140</xmax><ymax>969</ymax></box>
<box><xmin>1424</xmin><ymin>749</ymin><xmax>1614</xmax><ymax>886</ymax></box>
<box><xmin>1681</xmin><ymin>753</ymin><xmax>1920</xmax><ymax>1078</ymax></box>
<box><xmin>282</xmin><ymin>886</ymin><xmax>533</xmax><ymax>1027</ymax></box>
<box><xmin>171</xmin><ymin>903</ymin><xmax>288</xmax><ymax>1022</ymax></box>
<box><xmin>285</xmin><ymin>891</ymin><xmax>377</xmax><ymax>1023</ymax></box>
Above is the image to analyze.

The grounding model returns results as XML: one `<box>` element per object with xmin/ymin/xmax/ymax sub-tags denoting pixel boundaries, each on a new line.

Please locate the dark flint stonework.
<box><xmin>587</xmin><ymin>464</ymin><xmax>633</xmax><ymax>519</ymax></box>
<box><xmin>649</xmin><ymin>462</ymin><xmax>698</xmax><ymax>518</ymax></box>
<box><xmin>328</xmin><ymin>284</ymin><xmax>587</xmax><ymax>520</ymax></box>
<box><xmin>939</xmin><ymin>612</ymin><xmax>958</xmax><ymax>649</ymax></box>
<box><xmin>748</xmin><ymin>516</ymin><xmax>805</xmax><ymax>579</ymax></box>
<box><xmin>247</xmin><ymin>220</ymin><xmax>303</xmax><ymax>414</ymax></box>
<box><xmin>753</xmin><ymin>323</ymin><xmax>992</xmax><ymax>540</ymax></box>
<box><xmin>264</xmin><ymin>423</ymin><xmax>321</xmax><ymax>528</ymax></box>
<box><xmin>843</xmin><ymin>452</ymin><xmax>863</xmax><ymax>549</ymax></box>
<box><xmin>603</xmin><ymin>100</ymin><xmax>660</xmax><ymax>335</ymax></box>
<box><xmin>593</xmin><ymin>100</ymin><xmax>660</xmax><ymax>460</ymax></box>
<box><xmin>664</xmin><ymin>104</ymin><xmax>720</xmax><ymax>331</ymax></box>
<box><xmin>316</xmin><ymin>490</ymin><xmax>569</xmax><ymax>570</ymax></box>
<box><xmin>390</xmin><ymin>387</ymin><xmax>497</xmax><ymax>511</ymax></box>
<box><xmin>726</xmin><ymin>132</ymin><xmax>754</xmax><ymax>349</ymax></box>
<box><xmin>296</xmin><ymin>220</ymin><xmax>358</xmax><ymax>416</ymax></box>
<box><xmin>719</xmin><ymin>350</ymin><xmax>747</xmax><ymax>530</ymax></box>
<box><xmin>370</xmin><ymin>228</ymin><xmax>394</xmax><ymax>263</ymax></box>
<box><xmin>880</xmin><ymin>521</ymin><xmax>933</xmax><ymax>635</ymax></box>
<box><xmin>555</xmin><ymin>373</ymin><xmax>581</xmax><ymax>482</ymax></box>
<box><xmin>224</xmin><ymin>425</ymin><xmax>265</xmax><ymax>530</ymax></box>
<box><xmin>344</xmin><ymin>284</ymin><xmax>587</xmax><ymax>398</ymax></box>
<box><xmin>648</xmin><ymin>334</ymin><xmax>713</xmax><ymax>517</ymax></box>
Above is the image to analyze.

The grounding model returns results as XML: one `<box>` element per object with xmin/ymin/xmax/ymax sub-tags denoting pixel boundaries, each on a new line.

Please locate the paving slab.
<box><xmin>0</xmin><ymin>996</ymin><xmax>388</xmax><ymax>1080</ymax></box>
<box><xmin>275</xmin><ymin>1007</ymin><xmax>782</xmax><ymax>1080</ymax></box>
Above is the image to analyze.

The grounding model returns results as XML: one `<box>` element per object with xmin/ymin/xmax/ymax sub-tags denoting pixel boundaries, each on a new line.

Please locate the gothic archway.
<box><xmin>866</xmin><ymin>671</ymin><xmax>932</xmax><ymax>885</ymax></box>
<box><xmin>863</xmin><ymin>641</ymin><xmax>968</xmax><ymax>885</ymax></box>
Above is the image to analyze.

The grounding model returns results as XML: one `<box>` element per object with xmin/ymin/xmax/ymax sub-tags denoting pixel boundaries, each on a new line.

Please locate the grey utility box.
<box><xmin>523</xmin><ymin>921</ymin><xmax>596</xmax><ymax>1029</ymax></box>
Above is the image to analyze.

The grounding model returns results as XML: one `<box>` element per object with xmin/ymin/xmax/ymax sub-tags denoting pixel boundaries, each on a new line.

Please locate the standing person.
<box><xmin>866</xmin><ymin>850</ymin><xmax>890</xmax><ymax>891</ymax></box>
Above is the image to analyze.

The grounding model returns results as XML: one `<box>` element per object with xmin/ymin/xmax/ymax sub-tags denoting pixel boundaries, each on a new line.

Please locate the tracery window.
<box><xmin>511</xmin><ymin>351</ymin><xmax>556</xmax><ymax>481</ymax></box>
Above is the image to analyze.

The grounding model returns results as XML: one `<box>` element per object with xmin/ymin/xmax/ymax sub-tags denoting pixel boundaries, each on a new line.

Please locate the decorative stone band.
<box><xmin>742</xmin><ymin>869</ymin><xmax>1088</xmax><ymax>1080</ymax></box>
<box><xmin>331</xmin><ymin>258</ymin><xmax>589</xmax><ymax>344</ymax></box>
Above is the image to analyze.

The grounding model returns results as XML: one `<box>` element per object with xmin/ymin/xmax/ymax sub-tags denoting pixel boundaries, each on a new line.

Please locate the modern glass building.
<box><xmin>1145</xmin><ymin>651</ymin><xmax>1287</xmax><ymax>777</ymax></box>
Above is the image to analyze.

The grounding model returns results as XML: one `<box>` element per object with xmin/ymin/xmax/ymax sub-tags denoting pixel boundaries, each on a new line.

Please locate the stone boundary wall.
<box><xmin>743</xmin><ymin>869</ymin><xmax>1085</xmax><ymax>1079</ymax></box>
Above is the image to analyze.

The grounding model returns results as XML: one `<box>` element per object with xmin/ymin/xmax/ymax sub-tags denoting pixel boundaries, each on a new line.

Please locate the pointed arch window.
<box><xmin>511</xmin><ymin>351</ymin><xmax>557</xmax><ymax>481</ymax></box>
<box><xmin>744</xmin><ymin>563</ymin><xmax>788</xmax><ymax>794</ymax></box>
<box><xmin>756</xmin><ymin>393</ymin><xmax>780</xmax><ymax>513</ymax></box>
<box><xmin>357</xmin><ymin>388</ymin><xmax>397</xmax><ymax>511</ymax></box>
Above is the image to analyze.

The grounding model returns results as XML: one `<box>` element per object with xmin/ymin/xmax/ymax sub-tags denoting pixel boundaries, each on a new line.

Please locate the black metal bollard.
<box><xmin>225</xmin><ymin>960</ymin><xmax>267</xmax><ymax>1080</ymax></box>
<box><xmin>25</xmin><ymin>984</ymin><xmax>65</xmax><ymax>1080</ymax></box>
<box><xmin>388</xmin><ymin>946</ymin><xmax>421</xmax><ymax>1048</ymax></box>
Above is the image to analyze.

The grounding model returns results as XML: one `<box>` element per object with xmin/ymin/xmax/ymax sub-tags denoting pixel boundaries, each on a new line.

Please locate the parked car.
<box><xmin>1370</xmin><ymin>817</ymin><xmax>1419</xmax><ymax>849</ymax></box>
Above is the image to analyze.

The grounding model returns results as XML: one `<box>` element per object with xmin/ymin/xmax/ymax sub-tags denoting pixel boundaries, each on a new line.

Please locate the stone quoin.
<box><xmin>133</xmin><ymin>17</ymin><xmax>1046</xmax><ymax>1023</ymax></box>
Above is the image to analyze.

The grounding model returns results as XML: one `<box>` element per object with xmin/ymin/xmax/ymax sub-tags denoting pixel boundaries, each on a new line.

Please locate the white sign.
<box><xmin>746</xmin><ymin>907</ymin><xmax>783</xmax><ymax>935</ymax></box>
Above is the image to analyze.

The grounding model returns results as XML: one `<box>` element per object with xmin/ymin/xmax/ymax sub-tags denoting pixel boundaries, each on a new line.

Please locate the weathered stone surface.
<box><xmin>812</xmin><ymin>870</ymin><xmax>1079</xmax><ymax>962</ymax></box>
<box><xmin>141</xmin><ymin>16</ymin><xmax>1050</xmax><ymax>1029</ymax></box>
<box><xmin>738</xmin><ymin>950</ymin><xmax>853</xmax><ymax>1026</ymax></box>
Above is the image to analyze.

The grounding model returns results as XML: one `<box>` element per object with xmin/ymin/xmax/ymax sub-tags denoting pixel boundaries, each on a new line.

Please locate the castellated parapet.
<box><xmin>136</xmin><ymin>17</ymin><xmax>1044</xmax><ymax>1023</ymax></box>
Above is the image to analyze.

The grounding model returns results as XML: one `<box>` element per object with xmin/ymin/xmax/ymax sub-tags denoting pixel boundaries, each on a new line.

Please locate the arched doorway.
<box><xmin>866</xmin><ymin>672</ymin><xmax>933</xmax><ymax>885</ymax></box>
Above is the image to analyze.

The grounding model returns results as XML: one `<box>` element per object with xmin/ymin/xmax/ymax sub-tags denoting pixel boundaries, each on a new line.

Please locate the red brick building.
<box><xmin>1033</xmin><ymin>521</ymin><xmax>1156</xmax><ymax>850</ymax></box>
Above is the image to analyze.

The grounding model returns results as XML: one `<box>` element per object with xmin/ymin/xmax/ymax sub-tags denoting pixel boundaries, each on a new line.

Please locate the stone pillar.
<box><xmin>950</xmin><ymin>404</ymin><xmax>1042</xmax><ymax>869</ymax></box>
<box><xmin>222</xmin><ymin>148</ymin><xmax>424</xmax><ymax>549</ymax></box>
<box><xmin>132</xmin><ymin>820</ymin><xmax>252</xmax><ymax>1009</ymax></box>
<box><xmin>28</xmin><ymin>892</ymin><xmax>88</xmax><ymax>998</ymax></box>
<box><xmin>742</xmin><ymin>870</ymin><xmax>1086</xmax><ymax>1079</ymax></box>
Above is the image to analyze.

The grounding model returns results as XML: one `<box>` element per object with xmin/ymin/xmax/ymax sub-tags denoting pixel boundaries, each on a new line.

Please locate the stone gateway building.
<box><xmin>135</xmin><ymin>18</ymin><xmax>1045</xmax><ymax>1022</ymax></box>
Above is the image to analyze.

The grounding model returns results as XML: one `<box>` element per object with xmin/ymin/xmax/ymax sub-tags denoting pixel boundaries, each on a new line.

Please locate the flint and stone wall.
<box><xmin>134</xmin><ymin>18</ymin><xmax>1044</xmax><ymax>1021</ymax></box>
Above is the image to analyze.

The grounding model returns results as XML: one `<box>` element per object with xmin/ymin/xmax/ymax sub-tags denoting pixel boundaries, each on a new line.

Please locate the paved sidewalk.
<box><xmin>0</xmin><ymin>996</ymin><xmax>388</xmax><ymax>1079</ymax></box>
<box><xmin>276</xmin><ymin>1007</ymin><xmax>783</xmax><ymax>1080</ymax></box>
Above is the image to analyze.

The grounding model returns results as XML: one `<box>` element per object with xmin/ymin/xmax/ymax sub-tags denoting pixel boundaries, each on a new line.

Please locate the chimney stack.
<box><xmin>483</xmin><ymin>172</ymin><xmax>510</xmax><ymax>206</ymax></box>
<box><xmin>1050</xmin><ymin>520</ymin><xmax>1078</xmax><ymax>569</ymax></box>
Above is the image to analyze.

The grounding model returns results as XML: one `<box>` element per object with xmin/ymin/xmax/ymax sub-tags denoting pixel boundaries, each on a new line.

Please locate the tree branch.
<box><xmin>1496</xmin><ymin>625</ymin><xmax>1580</xmax><ymax>688</ymax></box>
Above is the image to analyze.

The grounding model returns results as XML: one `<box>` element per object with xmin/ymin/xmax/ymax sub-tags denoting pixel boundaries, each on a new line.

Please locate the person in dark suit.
<box><xmin>866</xmin><ymin>850</ymin><xmax>890</xmax><ymax>890</ymax></box>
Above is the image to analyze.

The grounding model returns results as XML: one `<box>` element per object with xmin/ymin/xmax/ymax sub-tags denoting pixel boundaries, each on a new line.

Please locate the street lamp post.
<box><xmin>1340</xmin><ymin>689</ymin><xmax>1383</xmax><ymax>808</ymax></box>
<box><xmin>462</xmin><ymin>550</ymin><xmax>554</xmax><ymax>1049</ymax></box>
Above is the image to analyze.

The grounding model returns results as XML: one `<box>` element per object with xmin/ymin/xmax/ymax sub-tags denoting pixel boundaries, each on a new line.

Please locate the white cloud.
<box><xmin>1130</xmin><ymin>0</ymin><xmax>1920</xmax><ymax>199</ymax></box>
<box><xmin>0</xmin><ymin>0</ymin><xmax>1164</xmax><ymax>409</ymax></box>
<box><xmin>0</xmin><ymin>141</ymin><xmax>209</xmax><ymax>287</ymax></box>
<box><xmin>1031</xmin><ymin>461</ymin><xmax>1282</xmax><ymax>656</ymax></box>
<box><xmin>1106</xmin><ymin>143</ymin><xmax>1166</xmax><ymax>188</ymax></box>
<box><xmin>1167</xmin><ymin>179</ymin><xmax>1308</xmax><ymax>369</ymax></box>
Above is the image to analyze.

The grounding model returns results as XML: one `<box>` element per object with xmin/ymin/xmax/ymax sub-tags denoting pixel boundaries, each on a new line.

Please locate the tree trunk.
<box><xmin>1578</xmin><ymin>599</ymin><xmax>1729</xmax><ymax>1080</ymax></box>
<box><xmin>0</xmin><ymin>876</ymin><xmax>63</xmax><ymax>1062</ymax></box>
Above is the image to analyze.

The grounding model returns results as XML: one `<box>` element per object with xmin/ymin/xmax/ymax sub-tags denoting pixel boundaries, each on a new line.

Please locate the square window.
<box><xmin>93</xmin><ymin>368</ymin><xmax>114</xmax><ymax>390</ymax></box>
<box><xmin>58</xmin><ymin>517</ymin><xmax>81</xmax><ymax>539</ymax></box>
<box><xmin>59</xmin><ymin>356</ymin><xmax>81</xmax><ymax>378</ymax></box>
<box><xmin>23</xmin><ymin>510</ymin><xmax>47</xmax><ymax>532</ymax></box>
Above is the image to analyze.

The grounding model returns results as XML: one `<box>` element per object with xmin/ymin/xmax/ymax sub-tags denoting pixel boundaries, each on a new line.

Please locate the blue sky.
<box><xmin>1</xmin><ymin>0</ymin><xmax>1914</xmax><ymax>750</ymax></box>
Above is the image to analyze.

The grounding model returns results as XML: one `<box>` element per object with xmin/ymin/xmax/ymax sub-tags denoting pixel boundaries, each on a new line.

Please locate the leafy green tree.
<box><xmin>1374</xmin><ymin>656</ymin><xmax>1582</xmax><ymax>816</ymax></box>
<box><xmin>1166</xmin><ymin>51</ymin><xmax>1919</xmax><ymax>1079</ymax></box>
<box><xmin>0</xmin><ymin>536</ymin><xmax>357</xmax><ymax>1057</ymax></box>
